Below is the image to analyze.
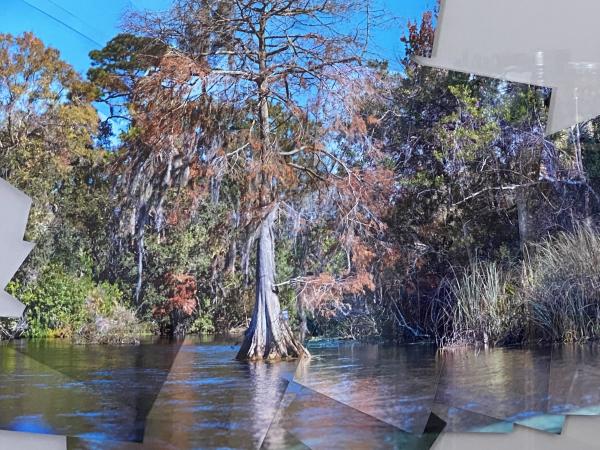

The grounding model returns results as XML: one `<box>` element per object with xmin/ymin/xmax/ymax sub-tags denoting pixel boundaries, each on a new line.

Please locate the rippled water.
<box><xmin>0</xmin><ymin>337</ymin><xmax>597</xmax><ymax>449</ymax></box>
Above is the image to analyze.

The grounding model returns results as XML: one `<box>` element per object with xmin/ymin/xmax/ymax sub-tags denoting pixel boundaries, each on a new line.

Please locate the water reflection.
<box><xmin>1</xmin><ymin>338</ymin><xmax>182</xmax><ymax>442</ymax></box>
<box><xmin>129</xmin><ymin>338</ymin><xmax>298</xmax><ymax>449</ymax></box>
<box><xmin>1</xmin><ymin>339</ymin><xmax>600</xmax><ymax>448</ymax></box>
<box><xmin>549</xmin><ymin>344</ymin><xmax>600</xmax><ymax>415</ymax></box>
<box><xmin>294</xmin><ymin>341</ymin><xmax>442</xmax><ymax>434</ymax></box>
<box><xmin>434</xmin><ymin>347</ymin><xmax>552</xmax><ymax>424</ymax></box>
<box><xmin>0</xmin><ymin>344</ymin><xmax>140</xmax><ymax>442</ymax></box>
<box><xmin>262</xmin><ymin>380</ymin><xmax>439</xmax><ymax>450</ymax></box>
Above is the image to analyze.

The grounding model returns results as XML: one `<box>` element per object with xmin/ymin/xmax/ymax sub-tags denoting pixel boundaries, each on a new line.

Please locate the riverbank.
<box><xmin>5</xmin><ymin>226</ymin><xmax>600</xmax><ymax>350</ymax></box>
<box><xmin>315</xmin><ymin>226</ymin><xmax>600</xmax><ymax>349</ymax></box>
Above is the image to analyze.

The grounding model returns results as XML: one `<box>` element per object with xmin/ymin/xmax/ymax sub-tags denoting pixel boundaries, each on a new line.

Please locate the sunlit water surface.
<box><xmin>0</xmin><ymin>337</ymin><xmax>597</xmax><ymax>449</ymax></box>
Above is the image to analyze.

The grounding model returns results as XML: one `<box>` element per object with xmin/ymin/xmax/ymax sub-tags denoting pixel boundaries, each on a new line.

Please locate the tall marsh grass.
<box><xmin>524</xmin><ymin>226</ymin><xmax>600</xmax><ymax>342</ymax></box>
<box><xmin>446</xmin><ymin>226</ymin><xmax>600</xmax><ymax>346</ymax></box>
<box><xmin>449</xmin><ymin>261</ymin><xmax>524</xmax><ymax>346</ymax></box>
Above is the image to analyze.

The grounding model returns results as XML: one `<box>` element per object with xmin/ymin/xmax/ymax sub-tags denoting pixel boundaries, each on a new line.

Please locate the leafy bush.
<box><xmin>7</xmin><ymin>264</ymin><xmax>145</xmax><ymax>342</ymax></box>
<box><xmin>188</xmin><ymin>297</ymin><xmax>216</xmax><ymax>335</ymax></box>
<box><xmin>9</xmin><ymin>265</ymin><xmax>92</xmax><ymax>338</ymax></box>
<box><xmin>75</xmin><ymin>304</ymin><xmax>149</xmax><ymax>345</ymax></box>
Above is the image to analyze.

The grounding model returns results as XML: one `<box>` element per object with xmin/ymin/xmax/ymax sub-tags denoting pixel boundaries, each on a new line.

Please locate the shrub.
<box><xmin>9</xmin><ymin>265</ymin><xmax>92</xmax><ymax>338</ymax></box>
<box><xmin>7</xmin><ymin>264</ymin><xmax>146</xmax><ymax>343</ymax></box>
<box><xmin>188</xmin><ymin>298</ymin><xmax>216</xmax><ymax>335</ymax></box>
<box><xmin>75</xmin><ymin>304</ymin><xmax>149</xmax><ymax>345</ymax></box>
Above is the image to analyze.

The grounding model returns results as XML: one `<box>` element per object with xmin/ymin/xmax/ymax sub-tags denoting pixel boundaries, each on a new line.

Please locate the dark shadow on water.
<box><xmin>3</xmin><ymin>337</ymin><xmax>183</xmax><ymax>442</ymax></box>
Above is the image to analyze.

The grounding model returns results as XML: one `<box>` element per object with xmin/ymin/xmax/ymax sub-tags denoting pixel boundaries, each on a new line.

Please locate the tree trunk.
<box><xmin>297</xmin><ymin>291</ymin><xmax>309</xmax><ymax>342</ymax></box>
<box><xmin>516</xmin><ymin>187</ymin><xmax>532</xmax><ymax>250</ymax></box>
<box><xmin>236</xmin><ymin>207</ymin><xmax>308</xmax><ymax>361</ymax></box>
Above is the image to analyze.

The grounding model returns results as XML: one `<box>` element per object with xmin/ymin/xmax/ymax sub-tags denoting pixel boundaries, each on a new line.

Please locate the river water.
<box><xmin>0</xmin><ymin>337</ymin><xmax>598</xmax><ymax>449</ymax></box>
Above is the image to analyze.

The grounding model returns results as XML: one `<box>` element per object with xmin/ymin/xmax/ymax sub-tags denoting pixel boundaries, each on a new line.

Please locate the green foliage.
<box><xmin>275</xmin><ymin>237</ymin><xmax>299</xmax><ymax>326</ymax></box>
<box><xmin>88</xmin><ymin>33</ymin><xmax>165</xmax><ymax>86</ymax></box>
<box><xmin>8</xmin><ymin>265</ymin><xmax>121</xmax><ymax>338</ymax></box>
<box><xmin>188</xmin><ymin>297</ymin><xmax>216</xmax><ymax>335</ymax></box>
<box><xmin>88</xmin><ymin>33</ymin><xmax>166</xmax><ymax>141</ymax></box>
<box><xmin>139</xmin><ymin>202</ymin><xmax>232</xmax><ymax>331</ymax></box>
<box><xmin>8</xmin><ymin>267</ymin><xmax>88</xmax><ymax>337</ymax></box>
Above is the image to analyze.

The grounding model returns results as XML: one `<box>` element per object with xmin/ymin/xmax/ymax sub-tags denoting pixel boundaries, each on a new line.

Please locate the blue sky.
<box><xmin>1</xmin><ymin>0</ymin><xmax>434</xmax><ymax>75</ymax></box>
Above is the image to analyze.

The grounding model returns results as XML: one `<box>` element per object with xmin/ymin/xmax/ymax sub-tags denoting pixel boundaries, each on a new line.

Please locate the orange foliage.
<box><xmin>153</xmin><ymin>273</ymin><xmax>197</xmax><ymax>318</ymax></box>
<box><xmin>294</xmin><ymin>164</ymin><xmax>399</xmax><ymax>317</ymax></box>
<box><xmin>299</xmin><ymin>271</ymin><xmax>377</xmax><ymax>318</ymax></box>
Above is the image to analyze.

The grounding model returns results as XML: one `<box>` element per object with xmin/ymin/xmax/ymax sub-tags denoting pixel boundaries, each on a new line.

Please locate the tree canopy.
<box><xmin>2</xmin><ymin>4</ymin><xmax>600</xmax><ymax>351</ymax></box>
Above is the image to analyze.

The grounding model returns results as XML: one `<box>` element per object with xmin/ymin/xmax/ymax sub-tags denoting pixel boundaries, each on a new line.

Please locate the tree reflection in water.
<box><xmin>3</xmin><ymin>339</ymin><xmax>600</xmax><ymax>448</ymax></box>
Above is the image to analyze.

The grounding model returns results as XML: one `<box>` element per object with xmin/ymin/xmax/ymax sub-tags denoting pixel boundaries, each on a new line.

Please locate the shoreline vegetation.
<box><xmin>442</xmin><ymin>226</ymin><xmax>600</xmax><ymax>347</ymax></box>
<box><xmin>5</xmin><ymin>225</ymin><xmax>600</xmax><ymax>349</ymax></box>
<box><xmin>3</xmin><ymin>3</ymin><xmax>600</xmax><ymax>356</ymax></box>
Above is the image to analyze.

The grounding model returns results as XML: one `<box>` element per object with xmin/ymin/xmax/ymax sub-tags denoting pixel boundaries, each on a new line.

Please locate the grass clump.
<box><xmin>447</xmin><ymin>261</ymin><xmax>524</xmax><ymax>346</ymax></box>
<box><xmin>524</xmin><ymin>226</ymin><xmax>600</xmax><ymax>342</ymax></box>
<box><xmin>446</xmin><ymin>225</ymin><xmax>600</xmax><ymax>346</ymax></box>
